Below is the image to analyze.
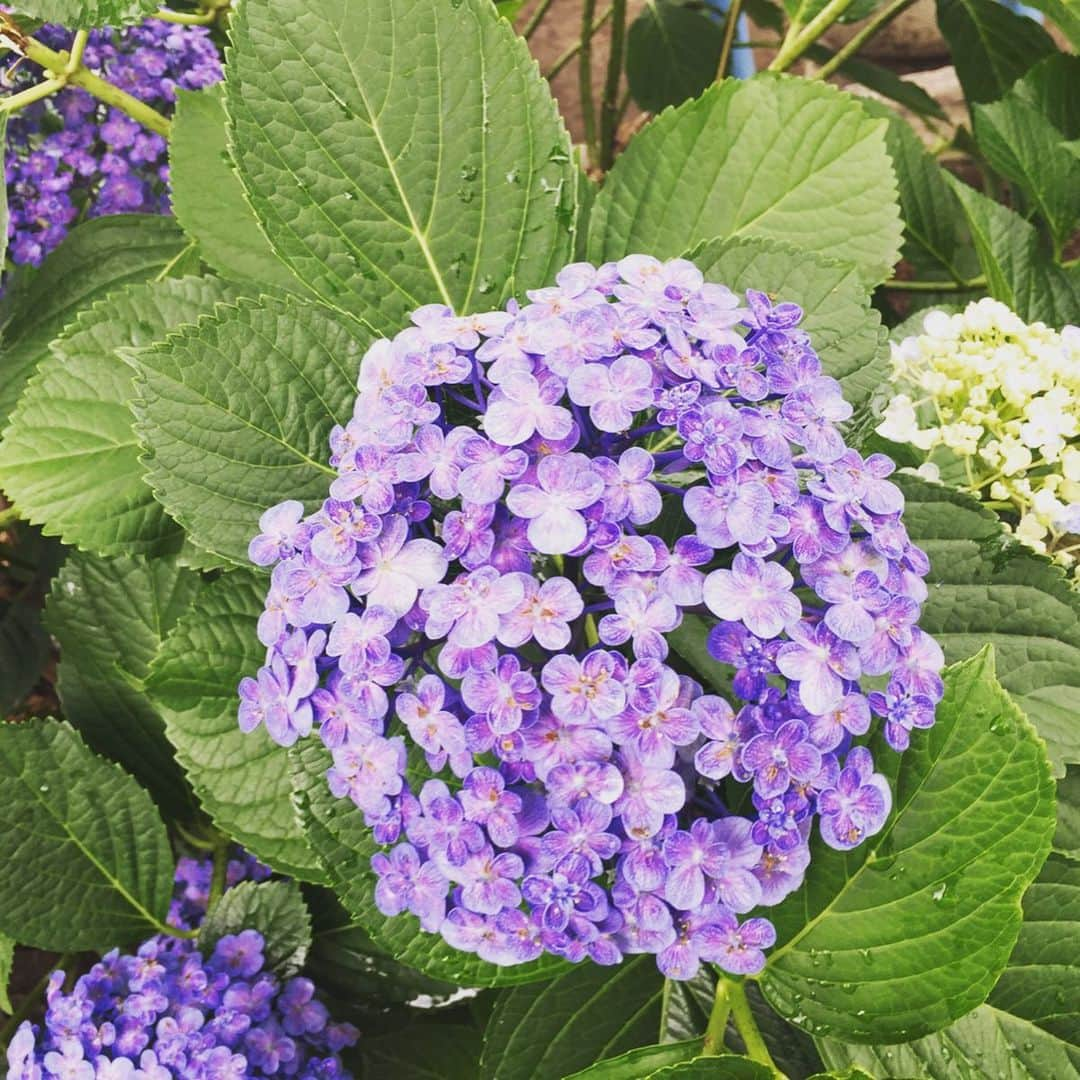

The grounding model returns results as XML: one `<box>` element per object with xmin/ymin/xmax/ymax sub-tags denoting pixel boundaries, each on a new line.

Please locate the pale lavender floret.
<box><xmin>807</xmin><ymin>692</ymin><xmax>871</xmax><ymax>752</ymax></box>
<box><xmin>422</xmin><ymin>566</ymin><xmax>525</xmax><ymax>648</ymax></box>
<box><xmin>594</xmin><ymin>447</ymin><xmax>663</xmax><ymax>525</ymax></box>
<box><xmin>372</xmin><ymin>842</ymin><xmax>448</xmax><ymax>931</ymax></box>
<box><xmin>397</xmin><ymin>674</ymin><xmax>469</xmax><ymax>774</ymax></box>
<box><xmin>584</xmin><ymin>532</ymin><xmax>657</xmax><ymax>589</ymax></box>
<box><xmin>309</xmin><ymin>498</ymin><xmax>381</xmax><ymax>566</ymax></box>
<box><xmin>325</xmin><ymin>606</ymin><xmax>395</xmax><ymax>674</ymax></box>
<box><xmin>608</xmin><ymin>667</ymin><xmax>698</xmax><ymax>767</ymax></box>
<box><xmin>281</xmin><ymin>552</ymin><xmax>353</xmax><ymax>626</ymax></box>
<box><xmin>248</xmin><ymin>500</ymin><xmax>306</xmax><ymax>566</ymax></box>
<box><xmin>703</xmin><ymin>553</ymin><xmax>801</xmax><ymax>639</ymax></box>
<box><xmin>457</xmin><ymin>436</ymin><xmax>529</xmax><ymax>503</ymax></box>
<box><xmin>326</xmin><ymin>735</ymin><xmax>406</xmax><ymax>818</ymax></box>
<box><xmin>237</xmin><ymin>655</ymin><xmax>311</xmax><ymax>747</ymax></box>
<box><xmin>456</xmin><ymin>849</ymin><xmax>525</xmax><ymax>915</ymax></box>
<box><xmin>505</xmin><ymin>453</ymin><xmax>604</xmax><ymax>555</ymax></box>
<box><xmin>459</xmin><ymin>767</ymin><xmax>523</xmax><ymax>848</ymax></box>
<box><xmin>461</xmin><ymin>655</ymin><xmax>541</xmax><ymax>735</ymax></box>
<box><xmin>868</xmin><ymin>680</ymin><xmax>937</xmax><ymax>752</ymax></box>
<box><xmin>352</xmin><ymin>514</ymin><xmax>448</xmax><ymax>617</ymax></box>
<box><xmin>483</xmin><ymin>371</ymin><xmax>573</xmax><ymax>446</ymax></box>
<box><xmin>657</xmin><ymin>536</ymin><xmax>711</xmax><ymax>605</ymax></box>
<box><xmin>542</xmin><ymin>651</ymin><xmax>626</xmax><ymax>725</ymax></box>
<box><xmin>776</xmin><ymin>620</ymin><xmax>861</xmax><ymax>716</ymax></box>
<box><xmin>567</xmin><ymin>355</ymin><xmax>656</xmax><ymax>433</ymax></box>
<box><xmin>818</xmin><ymin>746</ymin><xmax>892</xmax><ymax>850</ymax></box>
<box><xmin>497</xmin><ymin>574</ymin><xmax>583</xmax><ymax>650</ymax></box>
<box><xmin>614</xmin><ymin>750</ymin><xmax>686</xmax><ymax>837</ymax></box>
<box><xmin>598</xmin><ymin>587</ymin><xmax>680</xmax><ymax>660</ymax></box>
<box><xmin>740</xmin><ymin>719</ymin><xmax>822</xmax><ymax>799</ymax></box>
<box><xmin>541</xmin><ymin>799</ymin><xmax>620</xmax><ymax>875</ymax></box>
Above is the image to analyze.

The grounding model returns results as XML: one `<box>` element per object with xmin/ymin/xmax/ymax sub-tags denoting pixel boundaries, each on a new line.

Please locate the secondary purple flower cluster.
<box><xmin>7</xmin><ymin>854</ymin><xmax>358</xmax><ymax>1079</ymax></box>
<box><xmin>239</xmin><ymin>256</ymin><xmax>945</xmax><ymax>980</ymax></box>
<box><xmin>2</xmin><ymin>19</ymin><xmax>221</xmax><ymax>267</ymax></box>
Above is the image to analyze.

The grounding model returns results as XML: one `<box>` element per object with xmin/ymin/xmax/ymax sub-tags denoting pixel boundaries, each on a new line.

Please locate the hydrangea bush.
<box><xmin>240</xmin><ymin>256</ymin><xmax>945</xmax><ymax>979</ymax></box>
<box><xmin>7</xmin><ymin>854</ymin><xmax>358</xmax><ymax>1080</ymax></box>
<box><xmin>880</xmin><ymin>299</ymin><xmax>1080</xmax><ymax>578</ymax></box>
<box><xmin>0</xmin><ymin>0</ymin><xmax>1071</xmax><ymax>1076</ymax></box>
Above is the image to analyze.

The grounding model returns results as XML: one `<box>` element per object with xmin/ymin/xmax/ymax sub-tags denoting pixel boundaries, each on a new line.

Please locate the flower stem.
<box><xmin>701</xmin><ymin>976</ymin><xmax>732</xmax><ymax>1055</ymax></box>
<box><xmin>64</xmin><ymin>29</ymin><xmax>89</xmax><ymax>75</ymax></box>
<box><xmin>884</xmin><ymin>276</ymin><xmax>986</xmax><ymax>292</ymax></box>
<box><xmin>523</xmin><ymin>0</ymin><xmax>555</xmax><ymax>39</ymax></box>
<box><xmin>716</xmin><ymin>0</ymin><xmax>744</xmax><ymax>82</ymax></box>
<box><xmin>543</xmin><ymin>5</ymin><xmax>613</xmax><ymax>80</ymax></box>
<box><xmin>208</xmin><ymin>837</ymin><xmax>229</xmax><ymax>910</ymax></box>
<box><xmin>0</xmin><ymin>15</ymin><xmax>171</xmax><ymax>137</ymax></box>
<box><xmin>155</xmin><ymin>6</ymin><xmax>218</xmax><ymax>24</ymax></box>
<box><xmin>768</xmin><ymin>0</ymin><xmax>856</xmax><ymax>72</ymax></box>
<box><xmin>727</xmin><ymin>980</ymin><xmax>779</xmax><ymax>1072</ymax></box>
<box><xmin>598</xmin><ymin>0</ymin><xmax>626</xmax><ymax>170</ymax></box>
<box><xmin>0</xmin><ymin>76</ymin><xmax>65</xmax><ymax>114</ymax></box>
<box><xmin>811</xmin><ymin>0</ymin><xmax>918</xmax><ymax>81</ymax></box>
<box><xmin>579</xmin><ymin>0</ymin><xmax>599</xmax><ymax>167</ymax></box>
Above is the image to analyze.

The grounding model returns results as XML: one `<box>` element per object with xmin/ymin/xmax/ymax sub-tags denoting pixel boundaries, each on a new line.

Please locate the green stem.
<box><xmin>64</xmin><ymin>29</ymin><xmax>88</xmax><ymax>74</ymax></box>
<box><xmin>811</xmin><ymin>0</ymin><xmax>917</xmax><ymax>80</ymax></box>
<box><xmin>154</xmin><ymin>7</ymin><xmax>217</xmax><ymax>24</ymax></box>
<box><xmin>0</xmin><ymin>954</ymin><xmax>74</xmax><ymax>1052</ymax></box>
<box><xmin>208</xmin><ymin>837</ymin><xmax>229</xmax><ymax>910</ymax></box>
<box><xmin>523</xmin><ymin>0</ymin><xmax>555</xmax><ymax>39</ymax></box>
<box><xmin>727</xmin><ymin>981</ymin><xmax>778</xmax><ymax>1072</ymax></box>
<box><xmin>598</xmin><ymin>0</ymin><xmax>626</xmax><ymax>170</ymax></box>
<box><xmin>716</xmin><ymin>0</ymin><xmax>744</xmax><ymax>81</ymax></box>
<box><xmin>768</xmin><ymin>0</ymin><xmax>856</xmax><ymax>72</ymax></box>
<box><xmin>579</xmin><ymin>0</ymin><xmax>598</xmax><ymax>167</ymax></box>
<box><xmin>701</xmin><ymin>977</ymin><xmax>732</xmax><ymax>1055</ymax></box>
<box><xmin>543</xmin><ymin>5</ymin><xmax>613</xmax><ymax>80</ymax></box>
<box><xmin>1</xmin><ymin>17</ymin><xmax>171</xmax><ymax>137</ymax></box>
<box><xmin>884</xmin><ymin>275</ymin><xmax>987</xmax><ymax>292</ymax></box>
<box><xmin>0</xmin><ymin>76</ymin><xmax>66</xmax><ymax>114</ymax></box>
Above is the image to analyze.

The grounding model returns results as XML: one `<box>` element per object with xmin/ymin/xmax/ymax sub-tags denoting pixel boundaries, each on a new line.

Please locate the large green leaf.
<box><xmin>291</xmin><ymin>739</ymin><xmax>567</xmax><ymax>986</ymax></box>
<box><xmin>641</xmin><ymin>1058</ymin><xmax>774</xmax><ymax>1079</ymax></box>
<box><xmin>0</xmin><ymin>276</ymin><xmax>240</xmax><ymax>557</ymax></box>
<box><xmin>1012</xmin><ymin>54</ymin><xmax>1080</xmax><ymax>139</ymax></box>
<box><xmin>0</xmin><ymin>215</ymin><xmax>189</xmax><ymax>426</ymax></box>
<box><xmin>131</xmin><ymin>295</ymin><xmax>364</xmax><ymax>567</ymax></box>
<box><xmin>199</xmin><ymin>880</ymin><xmax>313</xmax><ymax>977</ymax></box>
<box><xmin>759</xmin><ymin>649</ymin><xmax>1055</xmax><ymax>1043</ymax></box>
<box><xmin>936</xmin><ymin>0</ymin><xmax>1057</xmax><ymax>106</ymax></box>
<box><xmin>974</xmin><ymin>94</ymin><xmax>1080</xmax><ymax>254</ymax></box>
<box><xmin>946</xmin><ymin>175</ymin><xmax>1080</xmax><ymax>327</ymax></box>
<box><xmin>0</xmin><ymin>719</ymin><xmax>174</xmax><ymax>950</ymax></box>
<box><xmin>359</xmin><ymin>1023</ymin><xmax>482</xmax><ymax>1079</ymax></box>
<box><xmin>226</xmin><ymin>0</ymin><xmax>578</xmax><ymax>334</ymax></box>
<box><xmin>1057</xmin><ymin>769</ymin><xmax>1080</xmax><ymax>860</ymax></box>
<box><xmin>4</xmin><ymin>0</ymin><xmax>153</xmax><ymax>26</ymax></box>
<box><xmin>997</xmin><ymin>0</ymin><xmax>1080</xmax><ymax>51</ymax></box>
<box><xmin>898</xmin><ymin>475</ymin><xmax>1080</xmax><ymax>777</ymax></box>
<box><xmin>564</xmin><ymin>1041</ymin><xmax>705</xmax><ymax>1080</ymax></box>
<box><xmin>689</xmin><ymin>237</ymin><xmax>887</xmax><ymax>410</ymax></box>
<box><xmin>0</xmin><ymin>932</ymin><xmax>13</xmax><ymax>1014</ymax></box>
<box><xmin>145</xmin><ymin>570</ymin><xmax>324</xmax><ymax>881</ymax></box>
<box><xmin>625</xmin><ymin>1</ymin><xmax>724</xmax><ymax>114</ymax></box>
<box><xmin>170</xmin><ymin>89</ymin><xmax>301</xmax><ymax>292</ymax></box>
<box><xmin>45</xmin><ymin>551</ymin><xmax>201</xmax><ymax>815</ymax></box>
<box><xmin>586</xmin><ymin>75</ymin><xmax>902</xmax><ymax>285</ymax></box>
<box><xmin>0</xmin><ymin>590</ymin><xmax>49</xmax><ymax>714</ymax></box>
<box><xmin>480</xmin><ymin>957</ymin><xmax>664</xmax><ymax>1079</ymax></box>
<box><xmin>0</xmin><ymin>117</ymin><xmax>7</xmax><ymax>272</ymax></box>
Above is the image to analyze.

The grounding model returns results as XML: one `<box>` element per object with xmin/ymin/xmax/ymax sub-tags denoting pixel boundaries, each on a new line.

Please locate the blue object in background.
<box><xmin>703</xmin><ymin>0</ymin><xmax>756</xmax><ymax>79</ymax></box>
<box><xmin>999</xmin><ymin>0</ymin><xmax>1045</xmax><ymax>19</ymax></box>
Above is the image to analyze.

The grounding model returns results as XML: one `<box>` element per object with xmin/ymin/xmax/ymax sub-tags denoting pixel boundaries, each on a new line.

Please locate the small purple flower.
<box><xmin>483</xmin><ymin>371</ymin><xmax>573</xmax><ymax>446</ymax></box>
<box><xmin>505</xmin><ymin>453</ymin><xmax>604</xmax><ymax>554</ymax></box>
<box><xmin>594</xmin><ymin>447</ymin><xmax>662</xmax><ymax>525</ymax></box>
<box><xmin>709</xmin><ymin>912</ymin><xmax>776</xmax><ymax>976</ymax></box>
<box><xmin>422</xmin><ymin>566</ymin><xmax>525</xmax><ymax>648</ymax></box>
<box><xmin>498</xmin><ymin>574</ymin><xmax>583</xmax><ymax>650</ymax></box>
<box><xmin>868</xmin><ymin>679</ymin><xmax>936</xmax><ymax>752</ymax></box>
<box><xmin>353</xmin><ymin>514</ymin><xmax>448</xmax><ymax>617</ymax></box>
<box><xmin>542</xmin><ymin>650</ymin><xmax>627</xmax><ymax>725</ymax></box>
<box><xmin>248</xmin><ymin>500</ymin><xmax>307</xmax><ymax>566</ymax></box>
<box><xmin>462</xmin><ymin>655</ymin><xmax>541</xmax><ymax>735</ymax></box>
<box><xmin>614</xmin><ymin>751</ymin><xmax>686</xmax><ymax>837</ymax></box>
<box><xmin>457</xmin><ymin>848</ymin><xmax>525</xmax><ymax>915</ymax></box>
<box><xmin>703</xmin><ymin>554</ymin><xmax>801</xmax><ymax>639</ymax></box>
<box><xmin>457</xmin><ymin>436</ymin><xmax>529</xmax><ymax>504</ymax></box>
<box><xmin>326</xmin><ymin>735</ymin><xmax>405</xmax><ymax>818</ymax></box>
<box><xmin>599</xmin><ymin>587</ymin><xmax>680</xmax><ymax>660</ymax></box>
<box><xmin>211</xmin><ymin>930</ymin><xmax>265</xmax><ymax>979</ymax></box>
<box><xmin>541</xmin><ymin>799</ymin><xmax>620</xmax><ymax>875</ymax></box>
<box><xmin>818</xmin><ymin>746</ymin><xmax>892</xmax><ymax>850</ymax></box>
<box><xmin>608</xmin><ymin>668</ymin><xmax>698</xmax><ymax>767</ymax></box>
<box><xmin>741</xmin><ymin>720</ymin><xmax>822</xmax><ymax>798</ymax></box>
<box><xmin>459</xmin><ymin>767</ymin><xmax>523</xmax><ymax>848</ymax></box>
<box><xmin>373</xmin><ymin>842</ymin><xmax>448</xmax><ymax>931</ymax></box>
<box><xmin>567</xmin><ymin>355</ymin><xmax>655</xmax><ymax>432</ymax></box>
<box><xmin>776</xmin><ymin>620</ymin><xmax>861</xmax><ymax>716</ymax></box>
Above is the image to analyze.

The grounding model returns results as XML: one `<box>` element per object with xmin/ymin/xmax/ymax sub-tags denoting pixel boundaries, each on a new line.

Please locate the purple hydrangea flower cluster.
<box><xmin>6</xmin><ymin>855</ymin><xmax>358</xmax><ymax>1079</ymax></box>
<box><xmin>2</xmin><ymin>19</ymin><xmax>221</xmax><ymax>267</ymax></box>
<box><xmin>239</xmin><ymin>255</ymin><xmax>945</xmax><ymax>980</ymax></box>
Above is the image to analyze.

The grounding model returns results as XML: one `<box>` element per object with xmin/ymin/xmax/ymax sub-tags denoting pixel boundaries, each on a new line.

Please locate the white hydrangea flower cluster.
<box><xmin>879</xmin><ymin>298</ymin><xmax>1080</xmax><ymax>575</ymax></box>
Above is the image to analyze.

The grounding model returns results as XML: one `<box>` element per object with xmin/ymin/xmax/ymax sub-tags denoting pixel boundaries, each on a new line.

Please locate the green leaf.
<box><xmin>5</xmin><ymin>0</ymin><xmax>154</xmax><ymax>26</ymax></box>
<box><xmin>974</xmin><ymin>94</ymin><xmax>1080</xmax><ymax>252</ymax></box>
<box><xmin>641</xmin><ymin>1058</ymin><xmax>774</xmax><ymax>1079</ymax></box>
<box><xmin>587</xmin><ymin>75</ymin><xmax>903</xmax><ymax>285</ymax></box>
<box><xmin>480</xmin><ymin>957</ymin><xmax>664</xmax><ymax>1079</ymax></box>
<box><xmin>170</xmin><ymin>89</ymin><xmax>301</xmax><ymax>292</ymax></box>
<box><xmin>291</xmin><ymin>739</ymin><xmax>567</xmax><ymax>986</ymax></box>
<box><xmin>759</xmin><ymin>649</ymin><xmax>1056</xmax><ymax>1043</ymax></box>
<box><xmin>0</xmin><ymin>116</ymin><xmax>8</xmax><ymax>272</ymax></box>
<box><xmin>0</xmin><ymin>932</ymin><xmax>13</xmax><ymax>1014</ymax></box>
<box><xmin>663</xmin><ymin>970</ymin><xmax>716</xmax><ymax>1043</ymax></box>
<box><xmin>689</xmin><ymin>236</ymin><xmax>887</xmax><ymax>410</ymax></box>
<box><xmin>0</xmin><ymin>215</ymin><xmax>189</xmax><ymax>427</ymax></box>
<box><xmin>804</xmin><ymin>46</ymin><xmax>948</xmax><ymax>122</ymax></box>
<box><xmin>869</xmin><ymin>105</ymin><xmax>969</xmax><ymax>281</ymax></box>
<box><xmin>820</xmin><ymin>1005</ymin><xmax>1078</xmax><ymax>1077</ymax></box>
<box><xmin>936</xmin><ymin>0</ymin><xmax>1057</xmax><ymax>106</ymax></box>
<box><xmin>1012</xmin><ymin>54</ymin><xmax>1080</xmax><ymax>139</ymax></box>
<box><xmin>563</xmin><ymin>1041</ymin><xmax>705</xmax><ymax>1080</ymax></box>
<box><xmin>199</xmin><ymin>880</ymin><xmax>313</xmax><ymax>976</ymax></box>
<box><xmin>495</xmin><ymin>0</ymin><xmax>525</xmax><ymax>18</ymax></box>
<box><xmin>1008</xmin><ymin>0</ymin><xmax>1080</xmax><ymax>50</ymax></box>
<box><xmin>0</xmin><ymin>276</ymin><xmax>240</xmax><ymax>557</ymax></box>
<box><xmin>131</xmin><ymin>295</ymin><xmax>364</xmax><ymax>567</ymax></box>
<box><xmin>1056</xmin><ymin>769</ymin><xmax>1080</xmax><ymax>859</ymax></box>
<box><xmin>899</xmin><ymin>475</ymin><xmax>1080</xmax><ymax>776</ymax></box>
<box><xmin>0</xmin><ymin>592</ymin><xmax>49</xmax><ymax>714</ymax></box>
<box><xmin>945</xmin><ymin>174</ymin><xmax>1080</xmax><ymax>327</ymax></box>
<box><xmin>0</xmin><ymin>719</ymin><xmax>174</xmax><ymax>950</ymax></box>
<box><xmin>626</xmin><ymin>1</ymin><xmax>724</xmax><ymax>114</ymax></box>
<box><xmin>226</xmin><ymin>0</ymin><xmax>578</xmax><ymax>334</ymax></box>
<box><xmin>45</xmin><ymin>551</ymin><xmax>201</xmax><ymax>815</ymax></box>
<box><xmin>145</xmin><ymin>570</ymin><xmax>324</xmax><ymax>881</ymax></box>
<box><xmin>360</xmin><ymin>1023</ymin><xmax>482</xmax><ymax>1079</ymax></box>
